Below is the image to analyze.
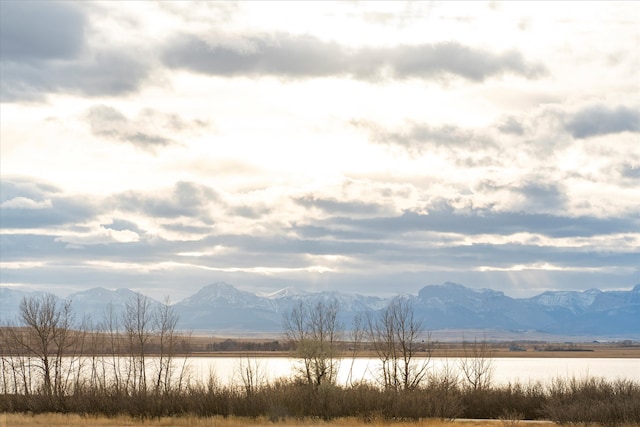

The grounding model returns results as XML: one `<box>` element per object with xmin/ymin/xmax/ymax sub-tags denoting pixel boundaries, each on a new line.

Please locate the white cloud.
<box><xmin>0</xmin><ymin>197</ymin><xmax>52</xmax><ymax>209</ymax></box>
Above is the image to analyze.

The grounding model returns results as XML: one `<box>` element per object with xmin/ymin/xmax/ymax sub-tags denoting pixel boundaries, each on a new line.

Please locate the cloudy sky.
<box><xmin>1</xmin><ymin>1</ymin><xmax>639</xmax><ymax>301</ymax></box>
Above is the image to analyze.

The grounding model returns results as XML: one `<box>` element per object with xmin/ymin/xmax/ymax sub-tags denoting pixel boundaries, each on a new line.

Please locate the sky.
<box><xmin>1</xmin><ymin>1</ymin><xmax>639</xmax><ymax>301</ymax></box>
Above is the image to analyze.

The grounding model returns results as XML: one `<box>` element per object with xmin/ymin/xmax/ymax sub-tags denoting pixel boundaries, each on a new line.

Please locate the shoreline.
<box><xmin>33</xmin><ymin>345</ymin><xmax>635</xmax><ymax>358</ymax></box>
<box><xmin>181</xmin><ymin>348</ymin><xmax>640</xmax><ymax>358</ymax></box>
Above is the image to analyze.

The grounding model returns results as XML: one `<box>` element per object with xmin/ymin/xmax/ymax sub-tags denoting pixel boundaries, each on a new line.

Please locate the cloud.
<box><xmin>0</xmin><ymin>197</ymin><xmax>52</xmax><ymax>210</ymax></box>
<box><xmin>0</xmin><ymin>197</ymin><xmax>95</xmax><ymax>230</ymax></box>
<box><xmin>294</xmin><ymin>195</ymin><xmax>384</xmax><ymax>216</ymax></box>
<box><xmin>102</xmin><ymin>219</ymin><xmax>145</xmax><ymax>235</ymax></box>
<box><xmin>476</xmin><ymin>180</ymin><xmax>568</xmax><ymax>213</ymax></box>
<box><xmin>229</xmin><ymin>205</ymin><xmax>272</xmax><ymax>219</ymax></box>
<box><xmin>87</xmin><ymin>105</ymin><xmax>174</xmax><ymax>150</ymax></box>
<box><xmin>162</xmin><ymin>33</ymin><xmax>545</xmax><ymax>82</ymax></box>
<box><xmin>1</xmin><ymin>48</ymin><xmax>150</xmax><ymax>103</ymax></box>
<box><xmin>0</xmin><ymin>2</ymin><xmax>150</xmax><ymax>102</ymax></box>
<box><xmin>113</xmin><ymin>182</ymin><xmax>219</xmax><ymax>223</ymax></box>
<box><xmin>328</xmin><ymin>205</ymin><xmax>637</xmax><ymax>239</ymax></box>
<box><xmin>0</xmin><ymin>1</ymin><xmax>85</xmax><ymax>62</ymax></box>
<box><xmin>0</xmin><ymin>177</ymin><xmax>61</xmax><ymax>203</ymax></box>
<box><xmin>565</xmin><ymin>105</ymin><xmax>640</xmax><ymax>139</ymax></box>
<box><xmin>0</xmin><ymin>178</ymin><xmax>97</xmax><ymax>229</ymax></box>
<box><xmin>351</xmin><ymin>119</ymin><xmax>491</xmax><ymax>154</ymax></box>
<box><xmin>516</xmin><ymin>182</ymin><xmax>566</xmax><ymax>211</ymax></box>
<box><xmin>497</xmin><ymin>116</ymin><xmax>525</xmax><ymax>135</ymax></box>
<box><xmin>620</xmin><ymin>164</ymin><xmax>640</xmax><ymax>181</ymax></box>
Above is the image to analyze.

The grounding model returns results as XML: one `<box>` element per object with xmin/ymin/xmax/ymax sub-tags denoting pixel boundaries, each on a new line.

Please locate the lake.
<box><xmin>188</xmin><ymin>356</ymin><xmax>640</xmax><ymax>386</ymax></box>
<box><xmin>2</xmin><ymin>355</ymin><xmax>638</xmax><ymax>394</ymax></box>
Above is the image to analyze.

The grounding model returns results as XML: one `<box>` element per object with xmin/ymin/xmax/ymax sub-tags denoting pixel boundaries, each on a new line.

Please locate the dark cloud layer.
<box><xmin>113</xmin><ymin>182</ymin><xmax>219</xmax><ymax>223</ymax></box>
<box><xmin>162</xmin><ymin>33</ymin><xmax>545</xmax><ymax>82</ymax></box>
<box><xmin>0</xmin><ymin>1</ymin><xmax>85</xmax><ymax>62</ymax></box>
<box><xmin>0</xmin><ymin>178</ymin><xmax>61</xmax><ymax>203</ymax></box>
<box><xmin>0</xmin><ymin>179</ymin><xmax>221</xmax><ymax>231</ymax></box>
<box><xmin>516</xmin><ymin>182</ymin><xmax>566</xmax><ymax>211</ymax></box>
<box><xmin>0</xmin><ymin>2</ymin><xmax>149</xmax><ymax>101</ymax></box>
<box><xmin>1</xmin><ymin>51</ymin><xmax>150</xmax><ymax>102</ymax></box>
<box><xmin>327</xmin><ymin>207</ymin><xmax>637</xmax><ymax>239</ymax></box>
<box><xmin>565</xmin><ymin>105</ymin><xmax>640</xmax><ymax>139</ymax></box>
<box><xmin>0</xmin><ymin>178</ymin><xmax>96</xmax><ymax>229</ymax></box>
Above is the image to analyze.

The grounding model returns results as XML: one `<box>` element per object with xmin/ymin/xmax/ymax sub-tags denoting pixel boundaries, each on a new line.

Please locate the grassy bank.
<box><xmin>0</xmin><ymin>413</ymin><xmax>558</xmax><ymax>427</ymax></box>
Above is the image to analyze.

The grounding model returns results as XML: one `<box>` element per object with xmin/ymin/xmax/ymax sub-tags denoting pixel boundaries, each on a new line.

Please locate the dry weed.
<box><xmin>0</xmin><ymin>413</ymin><xmax>560</xmax><ymax>427</ymax></box>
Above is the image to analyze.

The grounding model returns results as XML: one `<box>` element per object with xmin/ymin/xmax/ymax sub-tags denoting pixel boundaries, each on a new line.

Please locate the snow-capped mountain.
<box><xmin>178</xmin><ymin>282</ymin><xmax>274</xmax><ymax>309</ymax></box>
<box><xmin>260</xmin><ymin>287</ymin><xmax>311</xmax><ymax>299</ymax></box>
<box><xmin>527</xmin><ymin>288</ymin><xmax>602</xmax><ymax>313</ymax></box>
<box><xmin>172</xmin><ymin>282</ymin><xmax>280</xmax><ymax>332</ymax></box>
<box><xmin>1</xmin><ymin>282</ymin><xmax>638</xmax><ymax>338</ymax></box>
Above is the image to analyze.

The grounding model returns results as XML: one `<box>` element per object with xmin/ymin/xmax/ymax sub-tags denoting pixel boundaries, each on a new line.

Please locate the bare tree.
<box><xmin>459</xmin><ymin>337</ymin><xmax>495</xmax><ymax>391</ymax></box>
<box><xmin>283</xmin><ymin>298</ymin><xmax>342</xmax><ymax>387</ymax></box>
<box><xmin>234</xmin><ymin>354</ymin><xmax>268</xmax><ymax>396</ymax></box>
<box><xmin>123</xmin><ymin>292</ymin><xmax>153</xmax><ymax>393</ymax></box>
<box><xmin>153</xmin><ymin>297</ymin><xmax>179</xmax><ymax>394</ymax></box>
<box><xmin>0</xmin><ymin>324</ymin><xmax>33</xmax><ymax>395</ymax></box>
<box><xmin>368</xmin><ymin>296</ymin><xmax>430</xmax><ymax>391</ymax></box>
<box><xmin>100</xmin><ymin>302</ymin><xmax>125</xmax><ymax>392</ymax></box>
<box><xmin>346</xmin><ymin>312</ymin><xmax>366</xmax><ymax>386</ymax></box>
<box><xmin>18</xmin><ymin>294</ymin><xmax>76</xmax><ymax>397</ymax></box>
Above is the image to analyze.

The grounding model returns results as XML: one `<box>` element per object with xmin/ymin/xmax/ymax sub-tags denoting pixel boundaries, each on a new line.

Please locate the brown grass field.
<box><xmin>2</xmin><ymin>327</ymin><xmax>638</xmax><ymax>359</ymax></box>
<box><xmin>0</xmin><ymin>413</ymin><xmax>559</xmax><ymax>427</ymax></box>
<box><xmin>186</xmin><ymin>338</ymin><xmax>640</xmax><ymax>359</ymax></box>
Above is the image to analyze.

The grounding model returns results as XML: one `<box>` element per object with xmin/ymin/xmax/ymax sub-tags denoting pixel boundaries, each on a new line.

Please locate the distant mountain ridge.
<box><xmin>1</xmin><ymin>282</ymin><xmax>638</xmax><ymax>338</ymax></box>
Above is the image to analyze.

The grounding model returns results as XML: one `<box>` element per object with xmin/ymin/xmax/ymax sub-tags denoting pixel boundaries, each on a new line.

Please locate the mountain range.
<box><xmin>1</xmin><ymin>282</ymin><xmax>639</xmax><ymax>339</ymax></box>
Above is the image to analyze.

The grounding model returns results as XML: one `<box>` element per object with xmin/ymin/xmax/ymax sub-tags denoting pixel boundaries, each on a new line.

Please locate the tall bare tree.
<box><xmin>123</xmin><ymin>292</ymin><xmax>152</xmax><ymax>393</ymax></box>
<box><xmin>283</xmin><ymin>298</ymin><xmax>342</xmax><ymax>387</ymax></box>
<box><xmin>100</xmin><ymin>302</ymin><xmax>125</xmax><ymax>392</ymax></box>
<box><xmin>153</xmin><ymin>297</ymin><xmax>179</xmax><ymax>394</ymax></box>
<box><xmin>368</xmin><ymin>296</ymin><xmax>430</xmax><ymax>391</ymax></box>
<box><xmin>18</xmin><ymin>294</ymin><xmax>76</xmax><ymax>397</ymax></box>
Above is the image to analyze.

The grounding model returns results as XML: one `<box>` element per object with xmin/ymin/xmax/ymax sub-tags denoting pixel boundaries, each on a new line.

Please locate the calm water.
<box><xmin>189</xmin><ymin>357</ymin><xmax>640</xmax><ymax>386</ymax></box>
<box><xmin>3</xmin><ymin>356</ymin><xmax>638</xmax><ymax>394</ymax></box>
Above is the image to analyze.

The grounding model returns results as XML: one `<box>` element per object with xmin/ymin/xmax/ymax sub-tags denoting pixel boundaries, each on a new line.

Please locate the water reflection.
<box><xmin>189</xmin><ymin>357</ymin><xmax>640</xmax><ymax>386</ymax></box>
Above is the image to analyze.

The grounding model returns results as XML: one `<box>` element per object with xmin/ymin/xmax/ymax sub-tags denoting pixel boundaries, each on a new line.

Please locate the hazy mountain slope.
<box><xmin>173</xmin><ymin>282</ymin><xmax>281</xmax><ymax>332</ymax></box>
<box><xmin>67</xmin><ymin>287</ymin><xmax>163</xmax><ymax>321</ymax></box>
<box><xmin>1</xmin><ymin>282</ymin><xmax>638</xmax><ymax>337</ymax></box>
<box><xmin>0</xmin><ymin>287</ymin><xmax>50</xmax><ymax>323</ymax></box>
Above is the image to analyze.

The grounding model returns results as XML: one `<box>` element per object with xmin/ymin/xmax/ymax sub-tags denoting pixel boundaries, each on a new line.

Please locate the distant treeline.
<box><xmin>204</xmin><ymin>339</ymin><xmax>293</xmax><ymax>352</ymax></box>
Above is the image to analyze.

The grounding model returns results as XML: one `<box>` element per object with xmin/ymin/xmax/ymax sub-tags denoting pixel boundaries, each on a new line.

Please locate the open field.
<box><xmin>0</xmin><ymin>413</ymin><xmax>559</xmax><ymax>427</ymax></box>
<box><xmin>185</xmin><ymin>336</ymin><xmax>640</xmax><ymax>359</ymax></box>
<box><xmin>2</xmin><ymin>326</ymin><xmax>638</xmax><ymax>358</ymax></box>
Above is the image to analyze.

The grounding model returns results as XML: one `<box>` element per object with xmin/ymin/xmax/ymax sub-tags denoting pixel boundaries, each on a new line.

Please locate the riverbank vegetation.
<box><xmin>1</xmin><ymin>373</ymin><xmax>639</xmax><ymax>426</ymax></box>
<box><xmin>1</xmin><ymin>293</ymin><xmax>639</xmax><ymax>426</ymax></box>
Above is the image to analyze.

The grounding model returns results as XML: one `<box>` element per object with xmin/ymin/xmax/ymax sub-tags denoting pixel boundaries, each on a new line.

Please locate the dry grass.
<box><xmin>0</xmin><ymin>414</ymin><xmax>558</xmax><ymax>427</ymax></box>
